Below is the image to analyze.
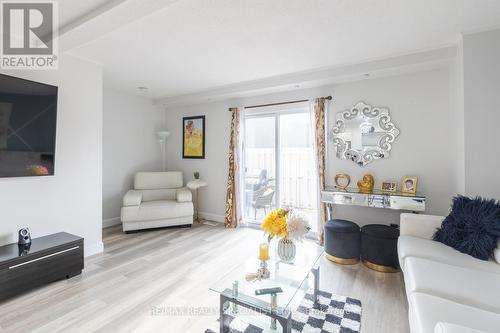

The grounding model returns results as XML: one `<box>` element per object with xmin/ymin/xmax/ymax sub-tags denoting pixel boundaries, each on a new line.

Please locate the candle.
<box><xmin>259</xmin><ymin>242</ymin><xmax>269</xmax><ymax>261</ymax></box>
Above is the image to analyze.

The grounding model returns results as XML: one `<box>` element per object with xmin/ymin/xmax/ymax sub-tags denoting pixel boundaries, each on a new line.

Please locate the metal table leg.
<box><xmin>220</xmin><ymin>294</ymin><xmax>229</xmax><ymax>333</ymax></box>
<box><xmin>312</xmin><ymin>266</ymin><xmax>320</xmax><ymax>304</ymax></box>
<box><xmin>325</xmin><ymin>202</ymin><xmax>334</xmax><ymax>221</ymax></box>
<box><xmin>270</xmin><ymin>293</ymin><xmax>277</xmax><ymax>330</ymax></box>
<box><xmin>194</xmin><ymin>188</ymin><xmax>200</xmax><ymax>223</ymax></box>
<box><xmin>218</xmin><ymin>288</ymin><xmax>291</xmax><ymax>333</ymax></box>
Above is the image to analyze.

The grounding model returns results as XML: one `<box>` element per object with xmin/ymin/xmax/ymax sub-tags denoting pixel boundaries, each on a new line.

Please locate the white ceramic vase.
<box><xmin>277</xmin><ymin>238</ymin><xmax>296</xmax><ymax>262</ymax></box>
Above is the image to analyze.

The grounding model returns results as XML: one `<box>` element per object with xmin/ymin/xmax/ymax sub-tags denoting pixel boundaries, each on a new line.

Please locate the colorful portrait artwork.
<box><xmin>183</xmin><ymin>116</ymin><xmax>205</xmax><ymax>159</ymax></box>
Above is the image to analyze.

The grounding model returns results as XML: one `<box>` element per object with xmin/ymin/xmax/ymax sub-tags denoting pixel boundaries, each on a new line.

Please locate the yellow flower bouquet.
<box><xmin>262</xmin><ymin>208</ymin><xmax>310</xmax><ymax>241</ymax></box>
<box><xmin>262</xmin><ymin>208</ymin><xmax>289</xmax><ymax>240</ymax></box>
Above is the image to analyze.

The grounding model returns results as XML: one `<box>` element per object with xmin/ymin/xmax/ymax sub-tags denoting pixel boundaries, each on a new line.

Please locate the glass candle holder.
<box><xmin>258</xmin><ymin>242</ymin><xmax>270</xmax><ymax>261</ymax></box>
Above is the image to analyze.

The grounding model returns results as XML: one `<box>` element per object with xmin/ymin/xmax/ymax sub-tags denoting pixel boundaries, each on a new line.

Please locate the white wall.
<box><xmin>462</xmin><ymin>29</ymin><xmax>500</xmax><ymax>199</ymax></box>
<box><xmin>165</xmin><ymin>101</ymin><xmax>233</xmax><ymax>222</ymax></box>
<box><xmin>327</xmin><ymin>69</ymin><xmax>455</xmax><ymax>225</ymax></box>
<box><xmin>0</xmin><ymin>55</ymin><xmax>103</xmax><ymax>256</ymax></box>
<box><xmin>165</xmin><ymin>68</ymin><xmax>456</xmax><ymax>225</ymax></box>
<box><xmin>451</xmin><ymin>38</ymin><xmax>466</xmax><ymax>195</ymax></box>
<box><xmin>102</xmin><ymin>89</ymin><xmax>165</xmax><ymax>225</ymax></box>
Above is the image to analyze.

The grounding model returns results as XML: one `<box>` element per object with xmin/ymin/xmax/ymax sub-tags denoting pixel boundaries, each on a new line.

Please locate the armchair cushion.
<box><xmin>398</xmin><ymin>235</ymin><xmax>500</xmax><ymax>274</ymax></box>
<box><xmin>410</xmin><ymin>293</ymin><xmax>500</xmax><ymax>333</ymax></box>
<box><xmin>400</xmin><ymin>213</ymin><xmax>444</xmax><ymax>240</ymax></box>
<box><xmin>494</xmin><ymin>241</ymin><xmax>500</xmax><ymax>264</ymax></box>
<box><xmin>122</xmin><ymin>200</ymin><xmax>193</xmax><ymax>222</ymax></box>
<box><xmin>405</xmin><ymin>257</ymin><xmax>500</xmax><ymax>313</ymax></box>
<box><xmin>435</xmin><ymin>323</ymin><xmax>490</xmax><ymax>333</ymax></box>
<box><xmin>142</xmin><ymin>189</ymin><xmax>176</xmax><ymax>202</ymax></box>
<box><xmin>176</xmin><ymin>187</ymin><xmax>192</xmax><ymax>202</ymax></box>
<box><xmin>123</xmin><ymin>190</ymin><xmax>142</xmax><ymax>206</ymax></box>
<box><xmin>134</xmin><ymin>171</ymin><xmax>183</xmax><ymax>190</ymax></box>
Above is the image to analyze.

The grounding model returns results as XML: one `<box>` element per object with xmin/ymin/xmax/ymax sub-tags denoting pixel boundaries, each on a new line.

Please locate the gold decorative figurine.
<box><xmin>357</xmin><ymin>174</ymin><xmax>375</xmax><ymax>193</ymax></box>
<box><xmin>334</xmin><ymin>173</ymin><xmax>351</xmax><ymax>191</ymax></box>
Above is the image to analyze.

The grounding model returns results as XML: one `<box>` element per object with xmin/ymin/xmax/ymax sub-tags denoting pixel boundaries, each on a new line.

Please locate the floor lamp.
<box><xmin>156</xmin><ymin>131</ymin><xmax>170</xmax><ymax>171</ymax></box>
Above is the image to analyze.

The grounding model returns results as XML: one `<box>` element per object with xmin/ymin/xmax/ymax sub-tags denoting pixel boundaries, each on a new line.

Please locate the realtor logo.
<box><xmin>1</xmin><ymin>1</ymin><xmax>58</xmax><ymax>69</ymax></box>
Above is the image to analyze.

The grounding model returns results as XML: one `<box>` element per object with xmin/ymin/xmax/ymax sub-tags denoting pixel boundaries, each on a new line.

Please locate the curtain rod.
<box><xmin>242</xmin><ymin>95</ymin><xmax>332</xmax><ymax>110</ymax></box>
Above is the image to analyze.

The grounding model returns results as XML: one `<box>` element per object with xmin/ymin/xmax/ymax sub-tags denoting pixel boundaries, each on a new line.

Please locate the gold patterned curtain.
<box><xmin>225</xmin><ymin>107</ymin><xmax>240</xmax><ymax>228</ymax></box>
<box><xmin>312</xmin><ymin>97</ymin><xmax>329</xmax><ymax>244</ymax></box>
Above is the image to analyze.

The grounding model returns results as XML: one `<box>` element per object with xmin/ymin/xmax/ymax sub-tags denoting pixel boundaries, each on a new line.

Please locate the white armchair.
<box><xmin>120</xmin><ymin>172</ymin><xmax>194</xmax><ymax>232</ymax></box>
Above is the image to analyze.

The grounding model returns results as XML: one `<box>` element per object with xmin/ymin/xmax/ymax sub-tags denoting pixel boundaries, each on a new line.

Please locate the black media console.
<box><xmin>0</xmin><ymin>232</ymin><xmax>84</xmax><ymax>302</ymax></box>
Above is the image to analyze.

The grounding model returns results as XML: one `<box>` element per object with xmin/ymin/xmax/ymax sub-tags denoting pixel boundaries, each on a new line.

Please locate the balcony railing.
<box><xmin>244</xmin><ymin>147</ymin><xmax>317</xmax><ymax>210</ymax></box>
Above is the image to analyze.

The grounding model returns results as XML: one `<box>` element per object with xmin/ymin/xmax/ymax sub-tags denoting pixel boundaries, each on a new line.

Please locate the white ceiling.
<box><xmin>58</xmin><ymin>0</ymin><xmax>113</xmax><ymax>30</ymax></box>
<box><xmin>62</xmin><ymin>0</ymin><xmax>500</xmax><ymax>101</ymax></box>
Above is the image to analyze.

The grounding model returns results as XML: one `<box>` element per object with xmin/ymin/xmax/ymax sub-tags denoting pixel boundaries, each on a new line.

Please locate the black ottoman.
<box><xmin>324</xmin><ymin>219</ymin><xmax>361</xmax><ymax>265</ymax></box>
<box><xmin>361</xmin><ymin>224</ymin><xmax>400</xmax><ymax>273</ymax></box>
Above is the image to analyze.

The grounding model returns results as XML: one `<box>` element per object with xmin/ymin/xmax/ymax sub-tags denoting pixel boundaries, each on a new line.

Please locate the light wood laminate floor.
<box><xmin>0</xmin><ymin>223</ymin><xmax>410</xmax><ymax>333</ymax></box>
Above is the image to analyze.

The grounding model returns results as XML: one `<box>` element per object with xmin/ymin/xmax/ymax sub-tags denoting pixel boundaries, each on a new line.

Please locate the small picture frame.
<box><xmin>401</xmin><ymin>176</ymin><xmax>418</xmax><ymax>194</ymax></box>
<box><xmin>381</xmin><ymin>180</ymin><xmax>398</xmax><ymax>193</ymax></box>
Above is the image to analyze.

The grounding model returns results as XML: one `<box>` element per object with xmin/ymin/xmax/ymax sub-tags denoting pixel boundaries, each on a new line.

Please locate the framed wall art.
<box><xmin>183</xmin><ymin>115</ymin><xmax>205</xmax><ymax>159</ymax></box>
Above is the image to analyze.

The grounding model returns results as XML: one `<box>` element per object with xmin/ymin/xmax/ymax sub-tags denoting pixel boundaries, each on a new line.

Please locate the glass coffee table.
<box><xmin>210</xmin><ymin>241</ymin><xmax>324</xmax><ymax>332</ymax></box>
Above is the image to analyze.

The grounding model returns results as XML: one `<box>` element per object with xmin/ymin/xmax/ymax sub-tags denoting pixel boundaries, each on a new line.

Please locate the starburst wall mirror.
<box><xmin>329</xmin><ymin>101</ymin><xmax>400</xmax><ymax>167</ymax></box>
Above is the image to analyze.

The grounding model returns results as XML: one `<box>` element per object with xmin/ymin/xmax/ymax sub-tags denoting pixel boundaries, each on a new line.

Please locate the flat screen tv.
<box><xmin>0</xmin><ymin>74</ymin><xmax>58</xmax><ymax>177</ymax></box>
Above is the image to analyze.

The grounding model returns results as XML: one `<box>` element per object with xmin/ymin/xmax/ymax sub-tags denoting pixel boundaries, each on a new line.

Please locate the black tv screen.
<box><xmin>0</xmin><ymin>74</ymin><xmax>57</xmax><ymax>177</ymax></box>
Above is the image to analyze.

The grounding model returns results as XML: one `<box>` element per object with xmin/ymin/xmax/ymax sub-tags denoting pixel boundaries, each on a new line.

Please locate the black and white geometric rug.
<box><xmin>205</xmin><ymin>289</ymin><xmax>362</xmax><ymax>333</ymax></box>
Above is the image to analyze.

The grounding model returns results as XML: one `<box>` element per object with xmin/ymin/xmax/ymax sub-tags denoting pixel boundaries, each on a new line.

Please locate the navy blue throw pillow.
<box><xmin>433</xmin><ymin>196</ymin><xmax>500</xmax><ymax>260</ymax></box>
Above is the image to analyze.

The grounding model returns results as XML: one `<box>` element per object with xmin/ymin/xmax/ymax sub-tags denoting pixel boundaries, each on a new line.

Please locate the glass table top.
<box><xmin>210</xmin><ymin>240</ymin><xmax>324</xmax><ymax>309</ymax></box>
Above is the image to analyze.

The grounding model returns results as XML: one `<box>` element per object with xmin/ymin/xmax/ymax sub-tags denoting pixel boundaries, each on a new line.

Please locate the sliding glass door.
<box><xmin>242</xmin><ymin>107</ymin><xmax>318</xmax><ymax>233</ymax></box>
<box><xmin>278</xmin><ymin>112</ymin><xmax>317</xmax><ymax>229</ymax></box>
<box><xmin>243</xmin><ymin>115</ymin><xmax>277</xmax><ymax>220</ymax></box>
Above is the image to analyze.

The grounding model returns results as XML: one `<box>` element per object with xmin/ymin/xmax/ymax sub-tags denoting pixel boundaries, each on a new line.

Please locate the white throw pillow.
<box><xmin>494</xmin><ymin>240</ymin><xmax>500</xmax><ymax>265</ymax></box>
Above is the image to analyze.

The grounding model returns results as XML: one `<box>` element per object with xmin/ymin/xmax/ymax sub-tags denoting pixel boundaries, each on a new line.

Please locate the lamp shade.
<box><xmin>156</xmin><ymin>131</ymin><xmax>171</xmax><ymax>140</ymax></box>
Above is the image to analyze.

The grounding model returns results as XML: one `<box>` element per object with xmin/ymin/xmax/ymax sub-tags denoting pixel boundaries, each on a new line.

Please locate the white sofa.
<box><xmin>120</xmin><ymin>172</ymin><xmax>194</xmax><ymax>232</ymax></box>
<box><xmin>398</xmin><ymin>213</ymin><xmax>500</xmax><ymax>333</ymax></box>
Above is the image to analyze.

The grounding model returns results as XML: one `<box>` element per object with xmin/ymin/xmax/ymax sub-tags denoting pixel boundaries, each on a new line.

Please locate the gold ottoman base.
<box><xmin>326</xmin><ymin>253</ymin><xmax>359</xmax><ymax>265</ymax></box>
<box><xmin>362</xmin><ymin>260</ymin><xmax>400</xmax><ymax>273</ymax></box>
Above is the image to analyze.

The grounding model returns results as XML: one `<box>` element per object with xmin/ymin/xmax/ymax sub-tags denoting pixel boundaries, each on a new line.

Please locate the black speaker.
<box><xmin>18</xmin><ymin>228</ymin><xmax>32</xmax><ymax>245</ymax></box>
<box><xmin>18</xmin><ymin>243</ymin><xmax>31</xmax><ymax>256</ymax></box>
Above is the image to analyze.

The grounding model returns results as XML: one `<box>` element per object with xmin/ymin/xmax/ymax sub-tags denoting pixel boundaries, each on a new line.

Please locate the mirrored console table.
<box><xmin>321</xmin><ymin>187</ymin><xmax>426</xmax><ymax>220</ymax></box>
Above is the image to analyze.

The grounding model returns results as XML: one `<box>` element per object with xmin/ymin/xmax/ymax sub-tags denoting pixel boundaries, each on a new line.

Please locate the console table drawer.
<box><xmin>389</xmin><ymin>196</ymin><xmax>426</xmax><ymax>211</ymax></box>
<box><xmin>324</xmin><ymin>192</ymin><xmax>368</xmax><ymax>206</ymax></box>
<box><xmin>321</xmin><ymin>188</ymin><xmax>426</xmax><ymax>220</ymax></box>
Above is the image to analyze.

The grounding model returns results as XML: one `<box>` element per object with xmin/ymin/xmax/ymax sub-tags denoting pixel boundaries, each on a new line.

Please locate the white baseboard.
<box><xmin>85</xmin><ymin>241</ymin><xmax>104</xmax><ymax>257</ymax></box>
<box><xmin>198</xmin><ymin>211</ymin><xmax>224</xmax><ymax>223</ymax></box>
<box><xmin>104</xmin><ymin>213</ymin><xmax>223</xmax><ymax>227</ymax></box>
<box><xmin>103</xmin><ymin>217</ymin><xmax>121</xmax><ymax>228</ymax></box>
